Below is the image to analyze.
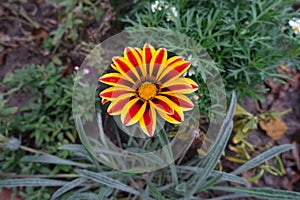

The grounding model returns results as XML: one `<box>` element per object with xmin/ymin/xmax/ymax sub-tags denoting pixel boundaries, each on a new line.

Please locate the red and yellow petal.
<box><xmin>150</xmin><ymin>95</ymin><xmax>174</xmax><ymax>114</ymax></box>
<box><xmin>99</xmin><ymin>73</ymin><xmax>133</xmax><ymax>87</ymax></box>
<box><xmin>142</xmin><ymin>43</ymin><xmax>156</xmax><ymax>75</ymax></box>
<box><xmin>182</xmin><ymin>78</ymin><xmax>198</xmax><ymax>90</ymax></box>
<box><xmin>112</xmin><ymin>56</ymin><xmax>140</xmax><ymax>83</ymax></box>
<box><xmin>99</xmin><ymin>86</ymin><xmax>134</xmax><ymax>100</ymax></box>
<box><xmin>124</xmin><ymin>47</ymin><xmax>143</xmax><ymax>67</ymax></box>
<box><xmin>124</xmin><ymin>47</ymin><xmax>144</xmax><ymax>77</ymax></box>
<box><xmin>111</xmin><ymin>63</ymin><xmax>118</xmax><ymax>71</ymax></box>
<box><xmin>158</xmin><ymin>107</ymin><xmax>184</xmax><ymax>124</ymax></box>
<box><xmin>150</xmin><ymin>48</ymin><xmax>167</xmax><ymax>78</ymax></box>
<box><xmin>121</xmin><ymin>98</ymin><xmax>147</xmax><ymax>126</ymax></box>
<box><xmin>166</xmin><ymin>56</ymin><xmax>184</xmax><ymax>66</ymax></box>
<box><xmin>158</xmin><ymin>60</ymin><xmax>191</xmax><ymax>83</ymax></box>
<box><xmin>160</xmin><ymin>78</ymin><xmax>198</xmax><ymax>94</ymax></box>
<box><xmin>160</xmin><ymin>81</ymin><xmax>193</xmax><ymax>94</ymax></box>
<box><xmin>101</xmin><ymin>98</ymin><xmax>109</xmax><ymax>105</ymax></box>
<box><xmin>142</xmin><ymin>43</ymin><xmax>156</xmax><ymax>65</ymax></box>
<box><xmin>140</xmin><ymin>104</ymin><xmax>156</xmax><ymax>137</ymax></box>
<box><xmin>164</xmin><ymin>93</ymin><xmax>194</xmax><ymax>111</ymax></box>
<box><xmin>107</xmin><ymin>93</ymin><xmax>135</xmax><ymax>115</ymax></box>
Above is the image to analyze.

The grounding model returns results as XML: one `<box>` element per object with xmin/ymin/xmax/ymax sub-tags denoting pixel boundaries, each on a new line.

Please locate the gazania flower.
<box><xmin>99</xmin><ymin>44</ymin><xmax>198</xmax><ymax>137</ymax></box>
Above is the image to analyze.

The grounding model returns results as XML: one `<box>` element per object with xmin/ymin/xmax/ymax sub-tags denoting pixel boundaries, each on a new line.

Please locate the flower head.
<box><xmin>151</xmin><ymin>0</ymin><xmax>164</xmax><ymax>12</ymax></box>
<box><xmin>289</xmin><ymin>18</ymin><xmax>300</xmax><ymax>35</ymax></box>
<box><xmin>99</xmin><ymin>44</ymin><xmax>198</xmax><ymax>137</ymax></box>
<box><xmin>166</xmin><ymin>6</ymin><xmax>178</xmax><ymax>21</ymax></box>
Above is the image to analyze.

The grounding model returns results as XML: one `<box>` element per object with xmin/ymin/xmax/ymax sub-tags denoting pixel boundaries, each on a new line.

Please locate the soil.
<box><xmin>0</xmin><ymin>0</ymin><xmax>299</xmax><ymax>199</ymax></box>
<box><xmin>236</xmin><ymin>85</ymin><xmax>300</xmax><ymax>192</ymax></box>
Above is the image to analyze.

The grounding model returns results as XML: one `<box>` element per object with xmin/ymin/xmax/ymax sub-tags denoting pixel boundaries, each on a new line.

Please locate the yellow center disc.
<box><xmin>138</xmin><ymin>82</ymin><xmax>157</xmax><ymax>101</ymax></box>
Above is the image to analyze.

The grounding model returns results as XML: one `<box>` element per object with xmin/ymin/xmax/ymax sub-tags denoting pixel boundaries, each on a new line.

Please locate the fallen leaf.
<box><xmin>35</xmin><ymin>0</ymin><xmax>43</xmax><ymax>5</ymax></box>
<box><xmin>235</xmin><ymin>104</ymin><xmax>253</xmax><ymax>117</ymax></box>
<box><xmin>292</xmin><ymin>141</ymin><xmax>300</xmax><ymax>170</ymax></box>
<box><xmin>259</xmin><ymin>118</ymin><xmax>288</xmax><ymax>140</ymax></box>
<box><xmin>291</xmin><ymin>171</ymin><xmax>300</xmax><ymax>184</ymax></box>
<box><xmin>31</xmin><ymin>27</ymin><xmax>48</xmax><ymax>44</ymax></box>
<box><xmin>61</xmin><ymin>57</ymin><xmax>72</xmax><ymax>77</ymax></box>
<box><xmin>287</xmin><ymin>72</ymin><xmax>300</xmax><ymax>88</ymax></box>
<box><xmin>0</xmin><ymin>51</ymin><xmax>6</xmax><ymax>66</ymax></box>
<box><xmin>0</xmin><ymin>189</ymin><xmax>24</xmax><ymax>200</ymax></box>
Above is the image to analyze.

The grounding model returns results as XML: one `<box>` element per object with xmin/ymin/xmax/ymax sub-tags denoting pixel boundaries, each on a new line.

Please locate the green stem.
<box><xmin>20</xmin><ymin>145</ymin><xmax>52</xmax><ymax>156</ymax></box>
<box><xmin>157</xmin><ymin>120</ymin><xmax>178</xmax><ymax>185</ymax></box>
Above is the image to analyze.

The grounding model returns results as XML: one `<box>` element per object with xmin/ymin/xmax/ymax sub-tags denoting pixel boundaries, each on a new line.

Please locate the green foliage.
<box><xmin>0</xmin><ymin>94</ymin><xmax>18</xmax><ymax>134</ymax></box>
<box><xmin>1</xmin><ymin>93</ymin><xmax>299</xmax><ymax>199</ymax></box>
<box><xmin>122</xmin><ymin>0</ymin><xmax>300</xmax><ymax>100</ymax></box>
<box><xmin>44</xmin><ymin>0</ymin><xmax>104</xmax><ymax>51</ymax></box>
<box><xmin>0</xmin><ymin>95</ymin><xmax>17</xmax><ymax>121</ymax></box>
<box><xmin>2</xmin><ymin>63</ymin><xmax>76</xmax><ymax>148</ymax></box>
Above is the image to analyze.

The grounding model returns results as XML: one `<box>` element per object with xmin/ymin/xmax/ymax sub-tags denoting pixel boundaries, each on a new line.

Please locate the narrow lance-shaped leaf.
<box><xmin>147</xmin><ymin>180</ymin><xmax>167</xmax><ymax>200</ymax></box>
<box><xmin>232</xmin><ymin>144</ymin><xmax>294</xmax><ymax>175</ymax></box>
<box><xmin>212</xmin><ymin>186</ymin><xmax>300</xmax><ymax>200</ymax></box>
<box><xmin>0</xmin><ymin>178</ymin><xmax>67</xmax><ymax>187</ymax></box>
<box><xmin>186</xmin><ymin>91</ymin><xmax>236</xmax><ymax>197</ymax></box>
<box><xmin>76</xmin><ymin>169</ymin><xmax>139</xmax><ymax>195</ymax></box>
<box><xmin>21</xmin><ymin>155</ymin><xmax>93</xmax><ymax>168</ymax></box>
<box><xmin>51</xmin><ymin>177</ymin><xmax>88</xmax><ymax>200</ymax></box>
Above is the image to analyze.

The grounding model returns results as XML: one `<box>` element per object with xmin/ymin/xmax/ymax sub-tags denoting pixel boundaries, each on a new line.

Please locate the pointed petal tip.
<box><xmin>112</xmin><ymin>56</ymin><xmax>121</xmax><ymax>62</ymax></box>
<box><xmin>144</xmin><ymin>43</ymin><xmax>154</xmax><ymax>49</ymax></box>
<box><xmin>101</xmin><ymin>98</ymin><xmax>109</xmax><ymax>105</ymax></box>
<box><xmin>145</xmin><ymin>131</ymin><xmax>154</xmax><ymax>137</ymax></box>
<box><xmin>141</xmin><ymin>125</ymin><xmax>155</xmax><ymax>137</ymax></box>
<box><xmin>192</xmin><ymin>84</ymin><xmax>198</xmax><ymax>89</ymax></box>
<box><xmin>124</xmin><ymin>47</ymin><xmax>133</xmax><ymax>54</ymax></box>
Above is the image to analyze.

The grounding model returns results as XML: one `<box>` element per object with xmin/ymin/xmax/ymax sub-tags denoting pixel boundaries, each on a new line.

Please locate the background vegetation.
<box><xmin>0</xmin><ymin>0</ymin><xmax>299</xmax><ymax>199</ymax></box>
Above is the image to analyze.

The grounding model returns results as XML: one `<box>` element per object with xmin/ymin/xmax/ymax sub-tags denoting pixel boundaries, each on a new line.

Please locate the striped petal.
<box><xmin>182</xmin><ymin>78</ymin><xmax>199</xmax><ymax>90</ymax></box>
<box><xmin>158</xmin><ymin>107</ymin><xmax>184</xmax><ymax>124</ymax></box>
<box><xmin>142</xmin><ymin>43</ymin><xmax>156</xmax><ymax>75</ymax></box>
<box><xmin>111</xmin><ymin>63</ymin><xmax>118</xmax><ymax>71</ymax></box>
<box><xmin>140</xmin><ymin>104</ymin><xmax>156</xmax><ymax>137</ymax></box>
<box><xmin>166</xmin><ymin>56</ymin><xmax>184</xmax><ymax>66</ymax></box>
<box><xmin>107</xmin><ymin>93</ymin><xmax>135</xmax><ymax>115</ymax></box>
<box><xmin>158</xmin><ymin>60</ymin><xmax>191</xmax><ymax>83</ymax></box>
<box><xmin>112</xmin><ymin>56</ymin><xmax>140</xmax><ymax>83</ymax></box>
<box><xmin>124</xmin><ymin>47</ymin><xmax>144</xmax><ymax>77</ymax></box>
<box><xmin>99</xmin><ymin>86</ymin><xmax>134</xmax><ymax>100</ymax></box>
<box><xmin>99</xmin><ymin>73</ymin><xmax>133</xmax><ymax>87</ymax></box>
<box><xmin>150</xmin><ymin>95</ymin><xmax>174</xmax><ymax>114</ymax></box>
<box><xmin>121</xmin><ymin>98</ymin><xmax>147</xmax><ymax>126</ymax></box>
<box><xmin>101</xmin><ymin>98</ymin><xmax>109</xmax><ymax>105</ymax></box>
<box><xmin>164</xmin><ymin>93</ymin><xmax>194</xmax><ymax>111</ymax></box>
<box><xmin>150</xmin><ymin>48</ymin><xmax>167</xmax><ymax>78</ymax></box>
<box><xmin>160</xmin><ymin>78</ymin><xmax>198</xmax><ymax>94</ymax></box>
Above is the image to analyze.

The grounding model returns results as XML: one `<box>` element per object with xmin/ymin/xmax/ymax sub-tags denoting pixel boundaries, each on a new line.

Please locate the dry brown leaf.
<box><xmin>288</xmin><ymin>72</ymin><xmax>300</xmax><ymax>88</ymax></box>
<box><xmin>259</xmin><ymin>118</ymin><xmax>288</xmax><ymax>140</ymax></box>
<box><xmin>30</xmin><ymin>27</ymin><xmax>48</xmax><ymax>44</ymax></box>
<box><xmin>0</xmin><ymin>189</ymin><xmax>24</xmax><ymax>200</ymax></box>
